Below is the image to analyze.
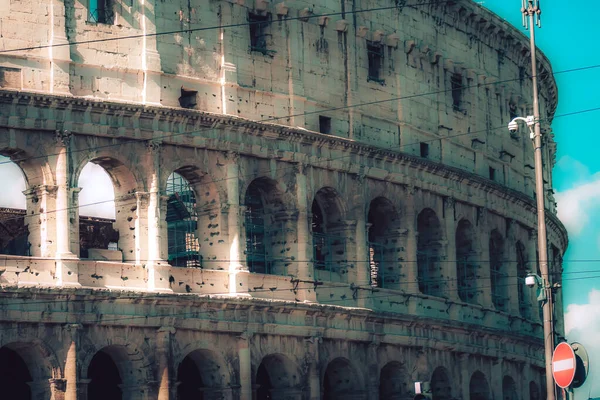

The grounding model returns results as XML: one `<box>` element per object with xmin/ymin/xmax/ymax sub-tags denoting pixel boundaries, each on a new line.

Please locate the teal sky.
<box><xmin>484</xmin><ymin>0</ymin><xmax>600</xmax><ymax>396</ymax></box>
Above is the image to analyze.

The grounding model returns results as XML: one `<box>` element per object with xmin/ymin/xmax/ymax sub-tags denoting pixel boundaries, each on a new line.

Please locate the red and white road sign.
<box><xmin>552</xmin><ymin>342</ymin><xmax>577</xmax><ymax>389</ymax></box>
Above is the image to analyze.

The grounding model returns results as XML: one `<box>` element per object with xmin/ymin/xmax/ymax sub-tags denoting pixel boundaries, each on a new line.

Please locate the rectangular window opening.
<box><xmin>319</xmin><ymin>116</ymin><xmax>332</xmax><ymax>135</ymax></box>
<box><xmin>451</xmin><ymin>72</ymin><xmax>463</xmax><ymax>111</ymax></box>
<box><xmin>420</xmin><ymin>142</ymin><xmax>429</xmax><ymax>158</ymax></box>
<box><xmin>249</xmin><ymin>12</ymin><xmax>272</xmax><ymax>55</ymax></box>
<box><xmin>489</xmin><ymin>167</ymin><xmax>496</xmax><ymax>181</ymax></box>
<box><xmin>89</xmin><ymin>0</ymin><xmax>114</xmax><ymax>24</ymax></box>
<box><xmin>367</xmin><ymin>41</ymin><xmax>384</xmax><ymax>84</ymax></box>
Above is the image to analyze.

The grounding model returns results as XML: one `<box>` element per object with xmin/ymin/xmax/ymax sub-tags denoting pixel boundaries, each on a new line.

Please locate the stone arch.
<box><xmin>312</xmin><ymin>187</ymin><xmax>349</xmax><ymax>283</ymax></box>
<box><xmin>379</xmin><ymin>361</ymin><xmax>408</xmax><ymax>399</ymax></box>
<box><xmin>516</xmin><ymin>241</ymin><xmax>530</xmax><ymax>318</ymax></box>
<box><xmin>529</xmin><ymin>380</ymin><xmax>540</xmax><ymax>400</ymax></box>
<box><xmin>0</xmin><ymin>341</ymin><xmax>60</xmax><ymax>400</ymax></box>
<box><xmin>86</xmin><ymin>346</ymin><xmax>127</xmax><ymax>400</ymax></box>
<box><xmin>74</xmin><ymin>154</ymin><xmax>140</xmax><ymax>261</ymax></box>
<box><xmin>177</xmin><ymin>348</ymin><xmax>232</xmax><ymax>400</ymax></box>
<box><xmin>490</xmin><ymin>229</ymin><xmax>508</xmax><ymax>311</ymax></box>
<box><xmin>431</xmin><ymin>366</ymin><xmax>452</xmax><ymax>400</ymax></box>
<box><xmin>322</xmin><ymin>357</ymin><xmax>364</xmax><ymax>400</ymax></box>
<box><xmin>367</xmin><ymin>197</ymin><xmax>402</xmax><ymax>289</ymax></box>
<box><xmin>243</xmin><ymin>177</ymin><xmax>291</xmax><ymax>275</ymax></box>
<box><xmin>255</xmin><ymin>353</ymin><xmax>302</xmax><ymax>400</ymax></box>
<box><xmin>503</xmin><ymin>375</ymin><xmax>518</xmax><ymax>400</ymax></box>
<box><xmin>417</xmin><ymin>208</ymin><xmax>446</xmax><ymax>296</ymax></box>
<box><xmin>469</xmin><ymin>370</ymin><xmax>490</xmax><ymax>400</ymax></box>
<box><xmin>456</xmin><ymin>219</ymin><xmax>479</xmax><ymax>304</ymax></box>
<box><xmin>0</xmin><ymin>149</ymin><xmax>54</xmax><ymax>257</ymax></box>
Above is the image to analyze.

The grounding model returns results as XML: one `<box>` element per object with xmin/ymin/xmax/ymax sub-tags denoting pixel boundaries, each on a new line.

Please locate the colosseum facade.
<box><xmin>0</xmin><ymin>0</ymin><xmax>567</xmax><ymax>399</ymax></box>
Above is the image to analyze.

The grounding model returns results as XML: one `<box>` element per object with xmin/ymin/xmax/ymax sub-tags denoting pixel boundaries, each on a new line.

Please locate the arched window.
<box><xmin>88</xmin><ymin>349</ymin><xmax>123</xmax><ymax>400</ymax></box>
<box><xmin>177</xmin><ymin>349</ymin><xmax>229</xmax><ymax>400</ymax></box>
<box><xmin>255</xmin><ymin>354</ymin><xmax>300</xmax><ymax>400</ymax></box>
<box><xmin>469</xmin><ymin>371</ymin><xmax>490</xmax><ymax>400</ymax></box>
<box><xmin>417</xmin><ymin>209</ymin><xmax>445</xmax><ymax>296</ymax></box>
<box><xmin>244</xmin><ymin>178</ymin><xmax>288</xmax><ymax>275</ymax></box>
<box><xmin>323</xmin><ymin>358</ymin><xmax>362</xmax><ymax>400</ymax></box>
<box><xmin>516</xmin><ymin>241</ymin><xmax>529</xmax><ymax>318</ymax></box>
<box><xmin>503</xmin><ymin>376</ymin><xmax>518</xmax><ymax>400</ymax></box>
<box><xmin>312</xmin><ymin>188</ymin><xmax>347</xmax><ymax>282</ymax></box>
<box><xmin>0</xmin><ymin>347</ymin><xmax>32</xmax><ymax>400</ymax></box>
<box><xmin>431</xmin><ymin>367</ymin><xmax>452</xmax><ymax>400</ymax></box>
<box><xmin>456</xmin><ymin>219</ymin><xmax>479</xmax><ymax>303</ymax></box>
<box><xmin>0</xmin><ymin>155</ymin><xmax>28</xmax><ymax>256</ymax></box>
<box><xmin>166</xmin><ymin>172</ymin><xmax>200</xmax><ymax>267</ymax></box>
<box><xmin>78</xmin><ymin>162</ymin><xmax>118</xmax><ymax>259</ymax></box>
<box><xmin>379</xmin><ymin>362</ymin><xmax>407</xmax><ymax>399</ymax></box>
<box><xmin>367</xmin><ymin>197</ymin><xmax>402</xmax><ymax>288</ymax></box>
<box><xmin>490</xmin><ymin>229</ymin><xmax>508</xmax><ymax>311</ymax></box>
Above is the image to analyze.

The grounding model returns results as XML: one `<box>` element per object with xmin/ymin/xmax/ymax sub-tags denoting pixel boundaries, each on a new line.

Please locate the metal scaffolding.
<box><xmin>166</xmin><ymin>172</ymin><xmax>201</xmax><ymax>268</ymax></box>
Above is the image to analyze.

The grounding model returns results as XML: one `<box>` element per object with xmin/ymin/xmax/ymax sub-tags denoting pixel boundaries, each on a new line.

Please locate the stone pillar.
<box><xmin>443</xmin><ymin>197</ymin><xmax>459</xmax><ymax>300</ymax></box>
<box><xmin>294</xmin><ymin>164</ymin><xmax>316</xmax><ymax>301</ymax></box>
<box><xmin>28</xmin><ymin>379</ymin><xmax>52</xmax><ymax>400</ymax></box>
<box><xmin>458</xmin><ymin>353</ymin><xmax>470</xmax><ymax>400</ymax></box>
<box><xmin>49</xmin><ymin>0</ymin><xmax>71</xmax><ymax>94</ymax></box>
<box><xmin>49</xmin><ymin>378</ymin><xmax>67</xmax><ymax>400</ymax></box>
<box><xmin>404</xmin><ymin>186</ymin><xmax>419</xmax><ymax>294</ymax></box>
<box><xmin>145</xmin><ymin>141</ymin><xmax>171</xmax><ymax>292</ymax></box>
<box><xmin>64</xmin><ymin>324</ymin><xmax>82</xmax><ymax>400</ymax></box>
<box><xmin>305</xmin><ymin>336</ymin><xmax>321</xmax><ymax>400</ymax></box>
<box><xmin>53</xmin><ymin>130</ymin><xmax>79</xmax><ymax>286</ymax></box>
<box><xmin>24</xmin><ymin>185</ymin><xmax>58</xmax><ymax>257</ymax></box>
<box><xmin>69</xmin><ymin>188</ymin><xmax>81</xmax><ymax>257</ymax></box>
<box><xmin>476</xmin><ymin>208</ymin><xmax>493</xmax><ymax>308</ymax></box>
<box><xmin>490</xmin><ymin>358</ymin><xmax>504</xmax><ymax>397</ymax></box>
<box><xmin>225</xmin><ymin>152</ymin><xmax>248</xmax><ymax>295</ymax></box>
<box><xmin>505</xmin><ymin>219</ymin><xmax>520</xmax><ymax>315</ymax></box>
<box><xmin>238</xmin><ymin>331</ymin><xmax>253</xmax><ymax>400</ymax></box>
<box><xmin>78</xmin><ymin>378</ymin><xmax>91</xmax><ymax>400</ymax></box>
<box><xmin>157</xmin><ymin>326</ymin><xmax>175</xmax><ymax>400</ymax></box>
<box><xmin>366</xmin><ymin>340</ymin><xmax>380</xmax><ymax>400</ymax></box>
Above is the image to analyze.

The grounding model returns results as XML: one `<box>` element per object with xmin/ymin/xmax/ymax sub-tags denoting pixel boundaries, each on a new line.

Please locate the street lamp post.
<box><xmin>513</xmin><ymin>3</ymin><xmax>555</xmax><ymax>398</ymax></box>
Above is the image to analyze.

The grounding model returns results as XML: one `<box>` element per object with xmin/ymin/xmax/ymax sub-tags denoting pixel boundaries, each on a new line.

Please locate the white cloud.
<box><xmin>78</xmin><ymin>163</ymin><xmax>115</xmax><ymax>219</ymax></box>
<box><xmin>555</xmin><ymin>174</ymin><xmax>600</xmax><ymax>236</ymax></box>
<box><xmin>0</xmin><ymin>156</ymin><xmax>26</xmax><ymax>209</ymax></box>
<box><xmin>564</xmin><ymin>290</ymin><xmax>600</xmax><ymax>396</ymax></box>
<box><xmin>556</xmin><ymin>155</ymin><xmax>592</xmax><ymax>186</ymax></box>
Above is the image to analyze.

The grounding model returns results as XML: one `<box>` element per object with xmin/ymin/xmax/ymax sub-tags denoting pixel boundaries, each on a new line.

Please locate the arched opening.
<box><xmin>77</xmin><ymin>162</ymin><xmax>119</xmax><ymax>259</ymax></box>
<box><xmin>176</xmin><ymin>349</ymin><xmax>228</xmax><ymax>400</ymax></box>
<box><xmin>166</xmin><ymin>172</ymin><xmax>200</xmax><ymax>267</ymax></box>
<box><xmin>312</xmin><ymin>188</ymin><xmax>348</xmax><ymax>282</ymax></box>
<box><xmin>0</xmin><ymin>346</ymin><xmax>32</xmax><ymax>400</ymax></box>
<box><xmin>490</xmin><ymin>230</ymin><xmax>508</xmax><ymax>311</ymax></box>
<box><xmin>529</xmin><ymin>381</ymin><xmax>540</xmax><ymax>400</ymax></box>
<box><xmin>516</xmin><ymin>241</ymin><xmax>530</xmax><ymax>318</ymax></box>
<box><xmin>322</xmin><ymin>358</ymin><xmax>362</xmax><ymax>400</ymax></box>
<box><xmin>0</xmin><ymin>155</ymin><xmax>29</xmax><ymax>256</ymax></box>
<box><xmin>87</xmin><ymin>349</ymin><xmax>123</xmax><ymax>400</ymax></box>
<box><xmin>367</xmin><ymin>197</ymin><xmax>402</xmax><ymax>288</ymax></box>
<box><xmin>431</xmin><ymin>367</ymin><xmax>452</xmax><ymax>400</ymax></box>
<box><xmin>244</xmin><ymin>178</ymin><xmax>289</xmax><ymax>275</ymax></box>
<box><xmin>379</xmin><ymin>361</ymin><xmax>407</xmax><ymax>399</ymax></box>
<box><xmin>417</xmin><ymin>208</ymin><xmax>445</xmax><ymax>296</ymax></box>
<box><xmin>255</xmin><ymin>354</ymin><xmax>299</xmax><ymax>400</ymax></box>
<box><xmin>456</xmin><ymin>219</ymin><xmax>479</xmax><ymax>303</ymax></box>
<box><xmin>469</xmin><ymin>370</ymin><xmax>490</xmax><ymax>400</ymax></box>
<box><xmin>503</xmin><ymin>376</ymin><xmax>518</xmax><ymax>400</ymax></box>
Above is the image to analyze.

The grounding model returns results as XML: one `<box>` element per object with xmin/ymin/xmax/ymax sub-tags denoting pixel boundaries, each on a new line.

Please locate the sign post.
<box><xmin>552</xmin><ymin>342</ymin><xmax>577</xmax><ymax>389</ymax></box>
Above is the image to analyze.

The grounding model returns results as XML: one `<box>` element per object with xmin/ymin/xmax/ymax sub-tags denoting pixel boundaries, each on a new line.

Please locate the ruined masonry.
<box><xmin>0</xmin><ymin>0</ymin><xmax>566</xmax><ymax>399</ymax></box>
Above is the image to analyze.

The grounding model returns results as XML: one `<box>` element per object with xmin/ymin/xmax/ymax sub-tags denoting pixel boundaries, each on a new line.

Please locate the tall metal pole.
<box><xmin>522</xmin><ymin>1</ymin><xmax>555</xmax><ymax>399</ymax></box>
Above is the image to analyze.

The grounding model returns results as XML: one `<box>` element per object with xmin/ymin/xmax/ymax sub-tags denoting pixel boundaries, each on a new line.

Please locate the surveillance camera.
<box><xmin>525</xmin><ymin>275</ymin><xmax>537</xmax><ymax>287</ymax></box>
<box><xmin>508</xmin><ymin>120</ymin><xmax>519</xmax><ymax>133</ymax></box>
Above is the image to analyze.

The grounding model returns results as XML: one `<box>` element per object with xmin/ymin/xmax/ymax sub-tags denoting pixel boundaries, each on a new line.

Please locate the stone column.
<box><xmin>69</xmin><ymin>188</ymin><xmax>81</xmax><ymax>257</ymax></box>
<box><xmin>505</xmin><ymin>219</ymin><xmax>520</xmax><ymax>315</ymax></box>
<box><xmin>28</xmin><ymin>380</ymin><xmax>52</xmax><ymax>400</ymax></box>
<box><xmin>49</xmin><ymin>0</ymin><xmax>71</xmax><ymax>94</ymax></box>
<box><xmin>294</xmin><ymin>163</ymin><xmax>316</xmax><ymax>301</ymax></box>
<box><xmin>490</xmin><ymin>358</ymin><xmax>504</xmax><ymax>396</ymax></box>
<box><xmin>366</xmin><ymin>340</ymin><xmax>380</xmax><ymax>400</ymax></box>
<box><xmin>443</xmin><ymin>197</ymin><xmax>459</xmax><ymax>300</ymax></box>
<box><xmin>238</xmin><ymin>331</ymin><xmax>253</xmax><ymax>400</ymax></box>
<box><xmin>404</xmin><ymin>186</ymin><xmax>419</xmax><ymax>294</ymax></box>
<box><xmin>476</xmin><ymin>208</ymin><xmax>493</xmax><ymax>308</ymax></box>
<box><xmin>64</xmin><ymin>323</ymin><xmax>82</xmax><ymax>400</ymax></box>
<box><xmin>145</xmin><ymin>141</ymin><xmax>171</xmax><ymax>292</ymax></box>
<box><xmin>305</xmin><ymin>336</ymin><xmax>321</xmax><ymax>400</ymax></box>
<box><xmin>24</xmin><ymin>185</ymin><xmax>58</xmax><ymax>258</ymax></box>
<box><xmin>53</xmin><ymin>130</ymin><xmax>80</xmax><ymax>286</ymax></box>
<box><xmin>157</xmin><ymin>327</ymin><xmax>176</xmax><ymax>400</ymax></box>
<box><xmin>458</xmin><ymin>353</ymin><xmax>471</xmax><ymax>400</ymax></box>
<box><xmin>225</xmin><ymin>152</ymin><xmax>248</xmax><ymax>295</ymax></box>
<box><xmin>133</xmin><ymin>191</ymin><xmax>150</xmax><ymax>264</ymax></box>
<box><xmin>49</xmin><ymin>378</ymin><xmax>67</xmax><ymax>400</ymax></box>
